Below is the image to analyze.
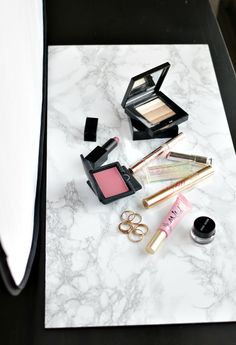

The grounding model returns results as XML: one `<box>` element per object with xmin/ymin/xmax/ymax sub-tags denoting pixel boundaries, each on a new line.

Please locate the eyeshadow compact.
<box><xmin>121</xmin><ymin>62</ymin><xmax>188</xmax><ymax>138</ymax></box>
<box><xmin>80</xmin><ymin>138</ymin><xmax>142</xmax><ymax>204</ymax></box>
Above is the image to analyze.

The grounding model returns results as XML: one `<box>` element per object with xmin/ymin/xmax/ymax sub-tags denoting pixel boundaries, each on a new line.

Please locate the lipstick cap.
<box><xmin>145</xmin><ymin>229</ymin><xmax>167</xmax><ymax>254</ymax></box>
<box><xmin>84</xmin><ymin>117</ymin><xmax>98</xmax><ymax>142</ymax></box>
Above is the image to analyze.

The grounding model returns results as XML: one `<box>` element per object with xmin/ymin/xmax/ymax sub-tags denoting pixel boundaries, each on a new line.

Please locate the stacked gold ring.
<box><xmin>118</xmin><ymin>210</ymin><xmax>149</xmax><ymax>242</ymax></box>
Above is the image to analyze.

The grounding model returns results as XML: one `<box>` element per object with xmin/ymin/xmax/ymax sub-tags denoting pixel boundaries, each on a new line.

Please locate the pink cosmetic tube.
<box><xmin>130</xmin><ymin>132</ymin><xmax>184</xmax><ymax>174</ymax></box>
<box><xmin>145</xmin><ymin>194</ymin><xmax>192</xmax><ymax>254</ymax></box>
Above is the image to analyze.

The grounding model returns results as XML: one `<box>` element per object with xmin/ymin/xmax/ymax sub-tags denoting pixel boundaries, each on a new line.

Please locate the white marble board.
<box><xmin>46</xmin><ymin>45</ymin><xmax>236</xmax><ymax>328</ymax></box>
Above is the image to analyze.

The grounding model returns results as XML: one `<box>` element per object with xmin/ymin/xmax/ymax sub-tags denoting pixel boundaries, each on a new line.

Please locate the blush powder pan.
<box><xmin>81</xmin><ymin>154</ymin><xmax>142</xmax><ymax>204</ymax></box>
<box><xmin>93</xmin><ymin>167</ymin><xmax>129</xmax><ymax>198</ymax></box>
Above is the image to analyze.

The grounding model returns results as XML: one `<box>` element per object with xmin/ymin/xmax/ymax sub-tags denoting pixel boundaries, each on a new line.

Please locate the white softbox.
<box><xmin>0</xmin><ymin>0</ymin><xmax>46</xmax><ymax>295</ymax></box>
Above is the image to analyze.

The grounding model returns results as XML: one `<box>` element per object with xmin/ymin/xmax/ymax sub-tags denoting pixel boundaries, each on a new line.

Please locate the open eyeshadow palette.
<box><xmin>121</xmin><ymin>62</ymin><xmax>188</xmax><ymax>137</ymax></box>
<box><xmin>46</xmin><ymin>45</ymin><xmax>236</xmax><ymax>328</ymax></box>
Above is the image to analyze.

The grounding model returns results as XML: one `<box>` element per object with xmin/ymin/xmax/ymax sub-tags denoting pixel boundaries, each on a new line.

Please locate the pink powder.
<box><xmin>93</xmin><ymin>167</ymin><xmax>129</xmax><ymax>198</ymax></box>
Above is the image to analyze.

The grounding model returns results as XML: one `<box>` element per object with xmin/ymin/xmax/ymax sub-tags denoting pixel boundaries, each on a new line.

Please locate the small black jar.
<box><xmin>191</xmin><ymin>216</ymin><xmax>216</xmax><ymax>244</ymax></box>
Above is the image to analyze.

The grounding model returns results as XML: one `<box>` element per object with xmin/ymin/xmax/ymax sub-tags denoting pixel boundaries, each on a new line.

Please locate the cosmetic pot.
<box><xmin>190</xmin><ymin>216</ymin><xmax>216</xmax><ymax>244</ymax></box>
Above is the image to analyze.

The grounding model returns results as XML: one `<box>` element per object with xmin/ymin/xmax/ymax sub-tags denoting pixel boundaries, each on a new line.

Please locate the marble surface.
<box><xmin>46</xmin><ymin>45</ymin><xmax>236</xmax><ymax>328</ymax></box>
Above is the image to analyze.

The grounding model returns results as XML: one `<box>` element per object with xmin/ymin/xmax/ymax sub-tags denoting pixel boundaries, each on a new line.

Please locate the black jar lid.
<box><xmin>192</xmin><ymin>216</ymin><xmax>216</xmax><ymax>239</ymax></box>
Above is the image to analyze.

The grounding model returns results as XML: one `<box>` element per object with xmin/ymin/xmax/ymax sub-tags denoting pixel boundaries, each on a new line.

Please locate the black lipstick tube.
<box><xmin>85</xmin><ymin>137</ymin><xmax>119</xmax><ymax>169</ymax></box>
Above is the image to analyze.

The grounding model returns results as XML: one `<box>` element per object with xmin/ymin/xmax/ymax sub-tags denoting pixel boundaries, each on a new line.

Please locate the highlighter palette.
<box><xmin>122</xmin><ymin>62</ymin><xmax>188</xmax><ymax>137</ymax></box>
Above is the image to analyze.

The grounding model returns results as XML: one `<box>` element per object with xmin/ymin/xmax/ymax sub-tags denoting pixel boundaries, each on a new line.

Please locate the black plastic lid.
<box><xmin>84</xmin><ymin>117</ymin><xmax>98</xmax><ymax>142</ymax></box>
<box><xmin>121</xmin><ymin>62</ymin><xmax>170</xmax><ymax>108</ymax></box>
<box><xmin>192</xmin><ymin>216</ymin><xmax>216</xmax><ymax>239</ymax></box>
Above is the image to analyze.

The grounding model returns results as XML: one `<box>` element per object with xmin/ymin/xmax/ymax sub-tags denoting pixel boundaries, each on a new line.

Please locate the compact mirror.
<box><xmin>129</xmin><ymin>70</ymin><xmax>163</xmax><ymax>97</ymax></box>
<box><xmin>122</xmin><ymin>63</ymin><xmax>170</xmax><ymax>107</ymax></box>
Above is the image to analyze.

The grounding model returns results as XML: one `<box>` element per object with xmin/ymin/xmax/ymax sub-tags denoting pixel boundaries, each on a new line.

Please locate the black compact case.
<box><xmin>128</xmin><ymin>117</ymin><xmax>179</xmax><ymax>140</ymax></box>
<box><xmin>121</xmin><ymin>62</ymin><xmax>188</xmax><ymax>138</ymax></box>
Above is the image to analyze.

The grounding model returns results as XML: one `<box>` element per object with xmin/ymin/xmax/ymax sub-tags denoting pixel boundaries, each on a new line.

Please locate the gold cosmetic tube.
<box><xmin>143</xmin><ymin>165</ymin><xmax>214</xmax><ymax>208</ymax></box>
<box><xmin>146</xmin><ymin>229</ymin><xmax>167</xmax><ymax>254</ymax></box>
<box><xmin>130</xmin><ymin>132</ymin><xmax>184</xmax><ymax>174</ymax></box>
<box><xmin>166</xmin><ymin>151</ymin><xmax>212</xmax><ymax>165</ymax></box>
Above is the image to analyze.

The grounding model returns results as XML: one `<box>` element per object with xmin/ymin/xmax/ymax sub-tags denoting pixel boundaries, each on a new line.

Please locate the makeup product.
<box><xmin>81</xmin><ymin>139</ymin><xmax>142</xmax><ymax>205</ymax></box>
<box><xmin>128</xmin><ymin>115</ymin><xmax>179</xmax><ymax>140</ymax></box>
<box><xmin>165</xmin><ymin>151</ymin><xmax>212</xmax><ymax>165</ymax></box>
<box><xmin>130</xmin><ymin>132</ymin><xmax>184</xmax><ymax>174</ymax></box>
<box><xmin>145</xmin><ymin>194</ymin><xmax>192</xmax><ymax>254</ymax></box>
<box><xmin>118</xmin><ymin>210</ymin><xmax>149</xmax><ymax>242</ymax></box>
<box><xmin>84</xmin><ymin>117</ymin><xmax>98</xmax><ymax>142</ymax></box>
<box><xmin>140</xmin><ymin>162</ymin><xmax>199</xmax><ymax>183</ymax></box>
<box><xmin>190</xmin><ymin>216</ymin><xmax>216</xmax><ymax>244</ymax></box>
<box><xmin>121</xmin><ymin>62</ymin><xmax>188</xmax><ymax>139</ymax></box>
<box><xmin>85</xmin><ymin>137</ymin><xmax>119</xmax><ymax>169</ymax></box>
<box><xmin>143</xmin><ymin>165</ymin><xmax>214</xmax><ymax>208</ymax></box>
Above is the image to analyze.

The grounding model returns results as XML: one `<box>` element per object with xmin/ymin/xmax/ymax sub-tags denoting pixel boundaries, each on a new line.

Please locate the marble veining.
<box><xmin>46</xmin><ymin>45</ymin><xmax>236</xmax><ymax>328</ymax></box>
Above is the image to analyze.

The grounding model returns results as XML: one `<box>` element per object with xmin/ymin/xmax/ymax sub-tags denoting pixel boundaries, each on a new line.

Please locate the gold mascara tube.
<box><xmin>165</xmin><ymin>151</ymin><xmax>212</xmax><ymax>165</ymax></box>
<box><xmin>143</xmin><ymin>165</ymin><xmax>214</xmax><ymax>208</ymax></box>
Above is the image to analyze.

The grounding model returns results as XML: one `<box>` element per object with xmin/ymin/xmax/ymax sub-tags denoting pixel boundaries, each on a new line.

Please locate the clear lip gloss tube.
<box><xmin>141</xmin><ymin>162</ymin><xmax>199</xmax><ymax>183</ymax></box>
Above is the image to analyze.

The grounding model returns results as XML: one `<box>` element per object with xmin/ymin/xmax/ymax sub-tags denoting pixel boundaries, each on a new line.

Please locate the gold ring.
<box><xmin>133</xmin><ymin>223</ymin><xmax>149</xmax><ymax>236</ymax></box>
<box><xmin>120</xmin><ymin>210</ymin><xmax>135</xmax><ymax>221</ymax></box>
<box><xmin>128</xmin><ymin>212</ymin><xmax>142</xmax><ymax>224</ymax></box>
<box><xmin>128</xmin><ymin>228</ymin><xmax>144</xmax><ymax>243</ymax></box>
<box><xmin>119</xmin><ymin>210</ymin><xmax>148</xmax><ymax>243</ymax></box>
<box><xmin>118</xmin><ymin>221</ymin><xmax>133</xmax><ymax>234</ymax></box>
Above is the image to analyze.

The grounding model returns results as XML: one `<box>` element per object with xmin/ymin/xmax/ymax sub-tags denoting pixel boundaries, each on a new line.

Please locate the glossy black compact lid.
<box><xmin>192</xmin><ymin>216</ymin><xmax>216</xmax><ymax>239</ymax></box>
<box><xmin>121</xmin><ymin>62</ymin><xmax>170</xmax><ymax>108</ymax></box>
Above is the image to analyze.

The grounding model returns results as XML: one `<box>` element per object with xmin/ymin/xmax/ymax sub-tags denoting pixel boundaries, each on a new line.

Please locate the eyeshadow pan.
<box><xmin>136</xmin><ymin>98</ymin><xmax>164</xmax><ymax>113</ymax></box>
<box><xmin>93</xmin><ymin>167</ymin><xmax>129</xmax><ymax>198</ymax></box>
<box><xmin>144</xmin><ymin>106</ymin><xmax>176</xmax><ymax>124</ymax></box>
<box><xmin>135</xmin><ymin>97</ymin><xmax>175</xmax><ymax>125</ymax></box>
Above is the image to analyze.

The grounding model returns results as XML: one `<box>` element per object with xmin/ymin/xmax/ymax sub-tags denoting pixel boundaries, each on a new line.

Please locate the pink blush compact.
<box><xmin>93</xmin><ymin>167</ymin><xmax>129</xmax><ymax>198</ymax></box>
<box><xmin>80</xmin><ymin>141</ymin><xmax>142</xmax><ymax>204</ymax></box>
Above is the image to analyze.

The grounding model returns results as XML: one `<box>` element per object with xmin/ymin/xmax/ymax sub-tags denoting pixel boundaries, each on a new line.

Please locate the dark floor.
<box><xmin>211</xmin><ymin>0</ymin><xmax>236</xmax><ymax>69</ymax></box>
